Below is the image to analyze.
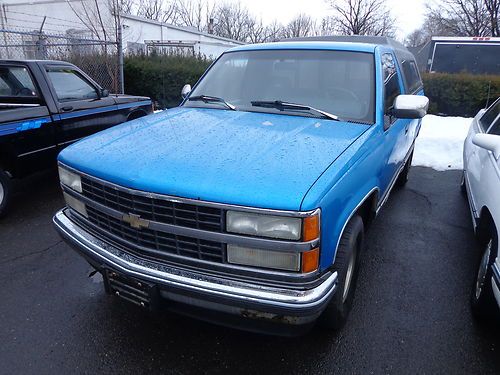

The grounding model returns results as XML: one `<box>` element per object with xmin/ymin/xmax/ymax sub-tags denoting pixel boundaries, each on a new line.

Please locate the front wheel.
<box><xmin>320</xmin><ymin>215</ymin><xmax>364</xmax><ymax>330</ymax></box>
<box><xmin>0</xmin><ymin>169</ymin><xmax>12</xmax><ymax>218</ymax></box>
<box><xmin>471</xmin><ymin>230</ymin><xmax>498</xmax><ymax>320</ymax></box>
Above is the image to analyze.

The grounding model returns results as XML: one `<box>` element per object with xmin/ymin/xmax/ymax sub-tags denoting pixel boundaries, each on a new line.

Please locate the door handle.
<box><xmin>405</xmin><ymin>125</ymin><xmax>409</xmax><ymax>134</ymax></box>
<box><xmin>61</xmin><ymin>106</ymin><xmax>74</xmax><ymax>112</ymax></box>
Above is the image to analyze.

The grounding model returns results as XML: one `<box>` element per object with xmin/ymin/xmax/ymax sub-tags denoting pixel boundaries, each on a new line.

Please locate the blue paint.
<box><xmin>16</xmin><ymin>117</ymin><xmax>51</xmax><ymax>131</ymax></box>
<box><xmin>0</xmin><ymin>117</ymin><xmax>51</xmax><ymax>136</ymax></box>
<box><xmin>1</xmin><ymin>100</ymin><xmax>151</xmax><ymax>137</ymax></box>
<box><xmin>228</xmin><ymin>41</ymin><xmax>377</xmax><ymax>54</ymax></box>
<box><xmin>59</xmin><ymin>43</ymin><xmax>424</xmax><ymax>273</ymax></box>
<box><xmin>59</xmin><ymin>107</ymin><xmax>370</xmax><ymax>211</ymax></box>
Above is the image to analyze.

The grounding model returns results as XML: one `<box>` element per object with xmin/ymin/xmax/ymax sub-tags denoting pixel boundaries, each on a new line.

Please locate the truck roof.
<box><xmin>228</xmin><ymin>41</ymin><xmax>377</xmax><ymax>54</ymax></box>
<box><xmin>228</xmin><ymin>35</ymin><xmax>417</xmax><ymax>66</ymax></box>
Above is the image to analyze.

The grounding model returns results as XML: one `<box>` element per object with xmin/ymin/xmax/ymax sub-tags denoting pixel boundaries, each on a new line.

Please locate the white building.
<box><xmin>0</xmin><ymin>0</ymin><xmax>242</xmax><ymax>57</ymax></box>
<box><xmin>121</xmin><ymin>14</ymin><xmax>243</xmax><ymax>58</ymax></box>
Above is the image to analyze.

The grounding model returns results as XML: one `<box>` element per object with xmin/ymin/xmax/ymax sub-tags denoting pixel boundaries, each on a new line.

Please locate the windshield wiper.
<box><xmin>187</xmin><ymin>95</ymin><xmax>236</xmax><ymax>111</ymax></box>
<box><xmin>251</xmin><ymin>100</ymin><xmax>341</xmax><ymax>121</ymax></box>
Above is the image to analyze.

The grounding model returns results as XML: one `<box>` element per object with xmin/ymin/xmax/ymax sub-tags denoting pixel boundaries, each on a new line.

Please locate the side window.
<box><xmin>382</xmin><ymin>53</ymin><xmax>401</xmax><ymax>115</ymax></box>
<box><xmin>480</xmin><ymin>98</ymin><xmax>500</xmax><ymax>132</ymax></box>
<box><xmin>402</xmin><ymin>60</ymin><xmax>423</xmax><ymax>93</ymax></box>
<box><xmin>46</xmin><ymin>68</ymin><xmax>98</xmax><ymax>101</ymax></box>
<box><xmin>0</xmin><ymin>65</ymin><xmax>38</xmax><ymax>97</ymax></box>
<box><xmin>488</xmin><ymin>118</ymin><xmax>500</xmax><ymax>136</ymax></box>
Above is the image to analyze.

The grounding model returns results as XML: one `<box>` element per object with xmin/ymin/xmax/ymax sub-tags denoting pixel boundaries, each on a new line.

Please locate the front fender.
<box><xmin>301</xmin><ymin>126</ymin><xmax>381</xmax><ymax>270</ymax></box>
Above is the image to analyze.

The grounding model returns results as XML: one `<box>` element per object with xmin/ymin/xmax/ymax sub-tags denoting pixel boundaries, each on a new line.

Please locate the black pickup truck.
<box><xmin>0</xmin><ymin>60</ymin><xmax>153</xmax><ymax>217</ymax></box>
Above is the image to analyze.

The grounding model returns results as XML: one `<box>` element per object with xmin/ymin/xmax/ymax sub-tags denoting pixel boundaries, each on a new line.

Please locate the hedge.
<box><xmin>124</xmin><ymin>54</ymin><xmax>212</xmax><ymax>109</ymax></box>
<box><xmin>422</xmin><ymin>73</ymin><xmax>500</xmax><ymax>117</ymax></box>
<box><xmin>124</xmin><ymin>55</ymin><xmax>500</xmax><ymax>117</ymax></box>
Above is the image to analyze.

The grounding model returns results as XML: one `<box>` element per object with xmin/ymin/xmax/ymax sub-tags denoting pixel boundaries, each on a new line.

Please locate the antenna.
<box><xmin>485</xmin><ymin>80</ymin><xmax>492</xmax><ymax>108</ymax></box>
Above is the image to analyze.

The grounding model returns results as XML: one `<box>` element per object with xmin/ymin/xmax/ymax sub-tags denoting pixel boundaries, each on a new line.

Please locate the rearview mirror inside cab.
<box><xmin>392</xmin><ymin>95</ymin><xmax>429</xmax><ymax>119</ymax></box>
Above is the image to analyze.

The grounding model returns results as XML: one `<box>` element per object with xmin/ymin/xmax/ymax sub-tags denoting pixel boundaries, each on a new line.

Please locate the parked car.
<box><xmin>462</xmin><ymin>97</ymin><xmax>500</xmax><ymax>320</ymax></box>
<box><xmin>53</xmin><ymin>36</ymin><xmax>429</xmax><ymax>335</ymax></box>
<box><xmin>0</xmin><ymin>60</ymin><xmax>153</xmax><ymax>217</ymax></box>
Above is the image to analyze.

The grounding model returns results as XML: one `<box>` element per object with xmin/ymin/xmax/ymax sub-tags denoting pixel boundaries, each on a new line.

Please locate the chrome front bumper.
<box><xmin>53</xmin><ymin>209</ymin><xmax>338</xmax><ymax>329</ymax></box>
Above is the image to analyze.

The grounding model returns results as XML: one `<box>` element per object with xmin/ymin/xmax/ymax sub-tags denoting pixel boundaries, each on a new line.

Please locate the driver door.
<box><xmin>378</xmin><ymin>52</ymin><xmax>409</xmax><ymax>197</ymax></box>
<box><xmin>43</xmin><ymin>64</ymin><xmax>117</xmax><ymax>149</ymax></box>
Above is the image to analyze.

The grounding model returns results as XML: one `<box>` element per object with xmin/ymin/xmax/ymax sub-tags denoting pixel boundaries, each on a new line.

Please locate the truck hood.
<box><xmin>59</xmin><ymin>107</ymin><xmax>369</xmax><ymax>211</ymax></box>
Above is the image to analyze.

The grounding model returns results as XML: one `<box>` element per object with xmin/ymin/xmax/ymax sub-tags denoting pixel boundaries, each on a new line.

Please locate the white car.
<box><xmin>462</xmin><ymin>97</ymin><xmax>500</xmax><ymax>319</ymax></box>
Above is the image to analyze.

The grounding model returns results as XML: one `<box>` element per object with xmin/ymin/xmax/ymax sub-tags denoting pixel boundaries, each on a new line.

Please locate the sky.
<box><xmin>239</xmin><ymin>0</ymin><xmax>428</xmax><ymax>40</ymax></box>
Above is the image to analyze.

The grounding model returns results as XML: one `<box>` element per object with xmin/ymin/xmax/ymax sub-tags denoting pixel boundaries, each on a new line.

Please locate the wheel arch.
<box><xmin>477</xmin><ymin>206</ymin><xmax>498</xmax><ymax>246</ymax></box>
<box><xmin>0</xmin><ymin>150</ymin><xmax>15</xmax><ymax>177</ymax></box>
<box><xmin>127</xmin><ymin>109</ymin><xmax>148</xmax><ymax>122</ymax></box>
<box><xmin>330</xmin><ymin>187</ymin><xmax>380</xmax><ymax>265</ymax></box>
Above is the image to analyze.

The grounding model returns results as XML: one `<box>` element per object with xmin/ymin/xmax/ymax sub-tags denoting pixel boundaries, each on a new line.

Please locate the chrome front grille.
<box><xmin>80</xmin><ymin>177</ymin><xmax>225</xmax><ymax>263</ymax></box>
<box><xmin>81</xmin><ymin>177</ymin><xmax>224</xmax><ymax>232</ymax></box>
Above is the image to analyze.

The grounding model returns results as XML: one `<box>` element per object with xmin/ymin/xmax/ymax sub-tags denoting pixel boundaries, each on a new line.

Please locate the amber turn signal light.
<box><xmin>301</xmin><ymin>248</ymin><xmax>319</xmax><ymax>273</ymax></box>
<box><xmin>303</xmin><ymin>214</ymin><xmax>320</xmax><ymax>242</ymax></box>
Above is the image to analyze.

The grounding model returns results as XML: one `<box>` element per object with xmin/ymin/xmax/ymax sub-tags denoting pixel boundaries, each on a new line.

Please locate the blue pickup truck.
<box><xmin>53</xmin><ymin>36</ymin><xmax>429</xmax><ymax>335</ymax></box>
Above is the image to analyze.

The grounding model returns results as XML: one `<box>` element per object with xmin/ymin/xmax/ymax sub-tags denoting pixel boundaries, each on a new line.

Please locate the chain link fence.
<box><xmin>0</xmin><ymin>28</ymin><xmax>122</xmax><ymax>93</ymax></box>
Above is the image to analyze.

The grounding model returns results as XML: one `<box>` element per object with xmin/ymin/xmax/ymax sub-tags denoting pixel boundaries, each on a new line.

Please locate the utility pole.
<box><xmin>117</xmin><ymin>12</ymin><xmax>124</xmax><ymax>94</ymax></box>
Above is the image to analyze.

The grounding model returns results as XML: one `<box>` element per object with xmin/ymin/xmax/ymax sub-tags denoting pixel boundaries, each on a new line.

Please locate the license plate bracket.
<box><xmin>104</xmin><ymin>269</ymin><xmax>159</xmax><ymax>310</ymax></box>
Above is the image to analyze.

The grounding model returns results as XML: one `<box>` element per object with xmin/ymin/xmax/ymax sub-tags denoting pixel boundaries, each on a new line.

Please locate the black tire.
<box><xmin>471</xmin><ymin>228</ymin><xmax>498</xmax><ymax>320</ymax></box>
<box><xmin>0</xmin><ymin>169</ymin><xmax>12</xmax><ymax>218</ymax></box>
<box><xmin>320</xmin><ymin>215</ymin><xmax>364</xmax><ymax>330</ymax></box>
<box><xmin>396</xmin><ymin>151</ymin><xmax>413</xmax><ymax>187</ymax></box>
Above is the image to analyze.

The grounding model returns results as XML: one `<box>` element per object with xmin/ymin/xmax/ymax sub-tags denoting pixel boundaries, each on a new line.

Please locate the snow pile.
<box><xmin>412</xmin><ymin>115</ymin><xmax>472</xmax><ymax>171</ymax></box>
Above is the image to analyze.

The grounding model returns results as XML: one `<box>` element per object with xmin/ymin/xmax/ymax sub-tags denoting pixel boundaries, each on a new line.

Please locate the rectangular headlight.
<box><xmin>63</xmin><ymin>192</ymin><xmax>87</xmax><ymax>218</ymax></box>
<box><xmin>227</xmin><ymin>244</ymin><xmax>300</xmax><ymax>271</ymax></box>
<box><xmin>58</xmin><ymin>166</ymin><xmax>82</xmax><ymax>193</ymax></box>
<box><xmin>226</xmin><ymin>211</ymin><xmax>301</xmax><ymax>240</ymax></box>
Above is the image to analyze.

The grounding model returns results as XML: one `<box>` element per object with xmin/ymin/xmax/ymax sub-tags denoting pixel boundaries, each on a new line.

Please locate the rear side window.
<box><xmin>46</xmin><ymin>68</ymin><xmax>98</xmax><ymax>101</ymax></box>
<box><xmin>402</xmin><ymin>60</ymin><xmax>422</xmax><ymax>93</ymax></box>
<box><xmin>480</xmin><ymin>98</ymin><xmax>500</xmax><ymax>132</ymax></box>
<box><xmin>382</xmin><ymin>53</ymin><xmax>401</xmax><ymax>113</ymax></box>
<box><xmin>0</xmin><ymin>66</ymin><xmax>38</xmax><ymax>97</ymax></box>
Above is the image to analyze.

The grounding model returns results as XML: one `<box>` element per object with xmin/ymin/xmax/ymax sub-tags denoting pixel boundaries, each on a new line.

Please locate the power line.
<box><xmin>2</xmin><ymin>17</ymin><xmax>86</xmax><ymax>34</ymax></box>
<box><xmin>4</xmin><ymin>9</ymin><xmax>89</xmax><ymax>29</ymax></box>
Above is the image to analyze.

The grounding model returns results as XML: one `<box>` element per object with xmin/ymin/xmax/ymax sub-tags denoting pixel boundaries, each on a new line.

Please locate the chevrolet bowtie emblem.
<box><xmin>123</xmin><ymin>213</ymin><xmax>150</xmax><ymax>230</ymax></box>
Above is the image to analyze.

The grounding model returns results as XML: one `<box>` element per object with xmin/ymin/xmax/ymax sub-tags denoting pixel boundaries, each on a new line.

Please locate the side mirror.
<box><xmin>99</xmin><ymin>88</ymin><xmax>109</xmax><ymax>98</ymax></box>
<box><xmin>181</xmin><ymin>84</ymin><xmax>192</xmax><ymax>99</ymax></box>
<box><xmin>392</xmin><ymin>95</ymin><xmax>429</xmax><ymax>119</ymax></box>
<box><xmin>472</xmin><ymin>133</ymin><xmax>500</xmax><ymax>159</ymax></box>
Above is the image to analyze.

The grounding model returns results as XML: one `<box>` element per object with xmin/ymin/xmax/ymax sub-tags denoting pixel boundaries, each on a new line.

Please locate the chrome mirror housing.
<box><xmin>392</xmin><ymin>95</ymin><xmax>429</xmax><ymax>119</ymax></box>
<box><xmin>181</xmin><ymin>84</ymin><xmax>192</xmax><ymax>99</ymax></box>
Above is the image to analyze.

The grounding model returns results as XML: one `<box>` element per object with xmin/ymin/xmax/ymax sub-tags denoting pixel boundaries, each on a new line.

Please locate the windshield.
<box><xmin>184</xmin><ymin>49</ymin><xmax>375</xmax><ymax>124</ymax></box>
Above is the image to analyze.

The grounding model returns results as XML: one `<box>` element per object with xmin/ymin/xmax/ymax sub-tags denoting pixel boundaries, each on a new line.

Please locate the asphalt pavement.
<box><xmin>0</xmin><ymin>167</ymin><xmax>498</xmax><ymax>374</ymax></box>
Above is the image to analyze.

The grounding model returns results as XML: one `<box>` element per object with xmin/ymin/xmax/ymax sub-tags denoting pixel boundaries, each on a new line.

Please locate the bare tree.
<box><xmin>320</xmin><ymin>16</ymin><xmax>337</xmax><ymax>36</ymax></box>
<box><xmin>426</xmin><ymin>0</ymin><xmax>489</xmax><ymax>36</ymax></box>
<box><xmin>484</xmin><ymin>0</ymin><xmax>499</xmax><ymax>35</ymax></box>
<box><xmin>174</xmin><ymin>0</ymin><xmax>216</xmax><ymax>31</ymax></box>
<box><xmin>137</xmin><ymin>0</ymin><xmax>178</xmax><ymax>24</ymax></box>
<box><xmin>262</xmin><ymin>21</ymin><xmax>286</xmax><ymax>42</ymax></box>
<box><xmin>247</xmin><ymin>18</ymin><xmax>268</xmax><ymax>43</ymax></box>
<box><xmin>212</xmin><ymin>2</ymin><xmax>254</xmax><ymax>41</ymax></box>
<box><xmin>326</xmin><ymin>0</ymin><xmax>396</xmax><ymax>36</ymax></box>
<box><xmin>66</xmin><ymin>0</ymin><xmax>111</xmax><ymax>41</ymax></box>
<box><xmin>282</xmin><ymin>14</ymin><xmax>316</xmax><ymax>38</ymax></box>
<box><xmin>118</xmin><ymin>0</ymin><xmax>135</xmax><ymax>14</ymax></box>
<box><xmin>404</xmin><ymin>29</ymin><xmax>428</xmax><ymax>47</ymax></box>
